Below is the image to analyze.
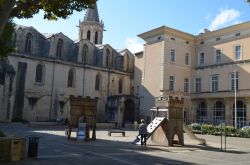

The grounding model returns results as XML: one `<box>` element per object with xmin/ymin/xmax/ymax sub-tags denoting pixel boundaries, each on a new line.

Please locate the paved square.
<box><xmin>1</xmin><ymin>123</ymin><xmax>250</xmax><ymax>165</ymax></box>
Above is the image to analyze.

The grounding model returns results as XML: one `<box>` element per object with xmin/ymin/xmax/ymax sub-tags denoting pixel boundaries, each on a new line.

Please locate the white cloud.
<box><xmin>233</xmin><ymin>20</ymin><xmax>242</xmax><ymax>25</ymax></box>
<box><xmin>125</xmin><ymin>37</ymin><xmax>143</xmax><ymax>53</ymax></box>
<box><xmin>208</xmin><ymin>9</ymin><xmax>241</xmax><ymax>31</ymax></box>
<box><xmin>198</xmin><ymin>29</ymin><xmax>204</xmax><ymax>34</ymax></box>
<box><xmin>205</xmin><ymin>13</ymin><xmax>212</xmax><ymax>22</ymax></box>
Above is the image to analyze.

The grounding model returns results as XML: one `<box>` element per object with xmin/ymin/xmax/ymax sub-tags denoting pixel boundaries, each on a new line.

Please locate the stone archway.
<box><xmin>172</xmin><ymin>133</ymin><xmax>180</xmax><ymax>145</ymax></box>
<box><xmin>124</xmin><ymin>99</ymin><xmax>135</xmax><ymax>123</ymax></box>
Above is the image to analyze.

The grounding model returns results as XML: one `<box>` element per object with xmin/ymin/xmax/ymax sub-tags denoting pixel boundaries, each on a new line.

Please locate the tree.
<box><xmin>0</xmin><ymin>0</ymin><xmax>97</xmax><ymax>35</ymax></box>
<box><xmin>0</xmin><ymin>20</ymin><xmax>15</xmax><ymax>58</ymax></box>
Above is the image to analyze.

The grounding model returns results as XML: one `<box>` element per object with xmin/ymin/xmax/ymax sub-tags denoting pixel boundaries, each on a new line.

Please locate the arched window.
<box><xmin>95</xmin><ymin>51</ymin><xmax>103</xmax><ymax>66</ymax></box>
<box><xmin>112</xmin><ymin>51</ymin><xmax>115</xmax><ymax>68</ymax></box>
<box><xmin>82</xmin><ymin>44</ymin><xmax>88</xmax><ymax>63</ymax></box>
<box><xmin>35</xmin><ymin>64</ymin><xmax>44</xmax><ymax>83</ymax></box>
<box><xmin>233</xmin><ymin>101</ymin><xmax>246</xmax><ymax>128</ymax></box>
<box><xmin>95</xmin><ymin>31</ymin><xmax>98</xmax><ymax>44</ymax></box>
<box><xmin>119</xmin><ymin>79</ymin><xmax>123</xmax><ymax>93</ymax></box>
<box><xmin>213</xmin><ymin>101</ymin><xmax>225</xmax><ymax>124</ymax></box>
<box><xmin>197</xmin><ymin>102</ymin><xmax>207</xmax><ymax>123</ymax></box>
<box><xmin>87</xmin><ymin>30</ymin><xmax>91</xmax><ymax>41</ymax></box>
<box><xmin>114</xmin><ymin>56</ymin><xmax>123</xmax><ymax>70</ymax></box>
<box><xmin>95</xmin><ymin>74</ymin><xmax>101</xmax><ymax>90</ymax></box>
<box><xmin>68</xmin><ymin>69</ymin><xmax>75</xmax><ymax>87</ymax></box>
<box><xmin>124</xmin><ymin>54</ymin><xmax>129</xmax><ymax>71</ymax></box>
<box><xmin>56</xmin><ymin>39</ymin><xmax>63</xmax><ymax>58</ymax></box>
<box><xmin>106</xmin><ymin>49</ymin><xmax>110</xmax><ymax>67</ymax></box>
<box><xmin>25</xmin><ymin>33</ymin><xmax>33</xmax><ymax>54</ymax></box>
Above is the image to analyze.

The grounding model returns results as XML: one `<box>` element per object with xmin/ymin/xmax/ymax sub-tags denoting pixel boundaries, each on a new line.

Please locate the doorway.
<box><xmin>124</xmin><ymin>99</ymin><xmax>135</xmax><ymax>123</ymax></box>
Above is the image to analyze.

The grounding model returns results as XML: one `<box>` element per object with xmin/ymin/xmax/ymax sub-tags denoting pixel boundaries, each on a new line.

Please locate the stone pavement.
<box><xmin>1</xmin><ymin>123</ymin><xmax>250</xmax><ymax>165</ymax></box>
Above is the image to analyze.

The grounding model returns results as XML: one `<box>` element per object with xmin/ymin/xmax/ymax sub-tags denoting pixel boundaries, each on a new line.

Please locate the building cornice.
<box><xmin>191</xmin><ymin>89</ymin><xmax>250</xmax><ymax>99</ymax></box>
<box><xmin>138</xmin><ymin>26</ymin><xmax>195</xmax><ymax>42</ymax></box>
<box><xmin>195</xmin><ymin>21</ymin><xmax>250</xmax><ymax>41</ymax></box>
<box><xmin>138</xmin><ymin>21</ymin><xmax>250</xmax><ymax>44</ymax></box>
<box><xmin>9</xmin><ymin>53</ymin><xmax>131</xmax><ymax>75</ymax></box>
<box><xmin>195</xmin><ymin>59</ymin><xmax>250</xmax><ymax>70</ymax></box>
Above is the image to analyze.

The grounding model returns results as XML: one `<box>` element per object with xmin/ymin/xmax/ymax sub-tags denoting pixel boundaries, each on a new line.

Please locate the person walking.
<box><xmin>139</xmin><ymin>119</ymin><xmax>148</xmax><ymax>147</ymax></box>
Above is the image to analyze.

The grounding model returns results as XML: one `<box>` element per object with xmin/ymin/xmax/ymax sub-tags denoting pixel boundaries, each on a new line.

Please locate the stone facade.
<box><xmin>0</xmin><ymin>4</ymin><xmax>135</xmax><ymax>123</ymax></box>
<box><xmin>137</xmin><ymin>22</ymin><xmax>250</xmax><ymax>127</ymax></box>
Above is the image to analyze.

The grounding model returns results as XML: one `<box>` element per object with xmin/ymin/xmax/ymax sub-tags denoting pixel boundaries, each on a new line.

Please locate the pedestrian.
<box><xmin>139</xmin><ymin>119</ymin><xmax>148</xmax><ymax>147</ymax></box>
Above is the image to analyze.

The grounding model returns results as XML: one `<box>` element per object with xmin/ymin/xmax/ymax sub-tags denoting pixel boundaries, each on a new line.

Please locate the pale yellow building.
<box><xmin>137</xmin><ymin>22</ymin><xmax>250</xmax><ymax>127</ymax></box>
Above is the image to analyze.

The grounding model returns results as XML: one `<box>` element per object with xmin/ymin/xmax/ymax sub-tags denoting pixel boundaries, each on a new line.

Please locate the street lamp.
<box><xmin>233</xmin><ymin>65</ymin><xmax>237</xmax><ymax>129</ymax></box>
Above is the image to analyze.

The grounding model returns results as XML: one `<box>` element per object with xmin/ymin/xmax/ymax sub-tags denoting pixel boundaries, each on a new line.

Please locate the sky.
<box><xmin>14</xmin><ymin>0</ymin><xmax>250</xmax><ymax>53</ymax></box>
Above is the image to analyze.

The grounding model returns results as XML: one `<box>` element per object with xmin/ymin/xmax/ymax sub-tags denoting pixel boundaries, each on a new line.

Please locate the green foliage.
<box><xmin>1</xmin><ymin>0</ymin><xmax>97</xmax><ymax>57</ymax></box>
<box><xmin>214</xmin><ymin>125</ymin><xmax>222</xmax><ymax>133</ymax></box>
<box><xmin>201</xmin><ymin>124</ymin><xmax>214</xmax><ymax>134</ymax></box>
<box><xmin>226</xmin><ymin>126</ymin><xmax>237</xmax><ymax>135</ymax></box>
<box><xmin>0</xmin><ymin>20</ymin><xmax>15</xmax><ymax>58</ymax></box>
<box><xmin>190</xmin><ymin>123</ymin><xmax>201</xmax><ymax>131</ymax></box>
<box><xmin>236</xmin><ymin>128</ymin><xmax>250</xmax><ymax>138</ymax></box>
<box><xmin>0</xmin><ymin>130</ymin><xmax>5</xmax><ymax>137</ymax></box>
<box><xmin>11</xmin><ymin>0</ymin><xmax>98</xmax><ymax>20</ymax></box>
<box><xmin>188</xmin><ymin>123</ymin><xmax>248</xmax><ymax>137</ymax></box>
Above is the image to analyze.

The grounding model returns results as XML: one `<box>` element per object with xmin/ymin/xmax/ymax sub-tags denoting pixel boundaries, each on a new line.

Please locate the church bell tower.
<box><xmin>79</xmin><ymin>3</ymin><xmax>104</xmax><ymax>45</ymax></box>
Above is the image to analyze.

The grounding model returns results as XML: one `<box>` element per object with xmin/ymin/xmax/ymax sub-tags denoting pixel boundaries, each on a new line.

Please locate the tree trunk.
<box><xmin>0</xmin><ymin>0</ymin><xmax>15</xmax><ymax>35</ymax></box>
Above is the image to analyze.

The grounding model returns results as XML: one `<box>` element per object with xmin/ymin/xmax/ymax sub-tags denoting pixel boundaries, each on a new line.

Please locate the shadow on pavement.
<box><xmin>0</xmin><ymin>123</ymin><xmax>198</xmax><ymax>165</ymax></box>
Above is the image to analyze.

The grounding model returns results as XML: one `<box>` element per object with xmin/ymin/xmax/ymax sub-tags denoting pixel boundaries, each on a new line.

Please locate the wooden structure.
<box><xmin>150</xmin><ymin>96</ymin><xmax>184</xmax><ymax>146</ymax></box>
<box><xmin>68</xmin><ymin>96</ymin><xmax>98</xmax><ymax>141</ymax></box>
<box><xmin>0</xmin><ymin>137</ymin><xmax>26</xmax><ymax>162</ymax></box>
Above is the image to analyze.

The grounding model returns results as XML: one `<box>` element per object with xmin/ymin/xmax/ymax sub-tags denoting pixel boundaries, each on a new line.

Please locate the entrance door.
<box><xmin>124</xmin><ymin>99</ymin><xmax>135</xmax><ymax>123</ymax></box>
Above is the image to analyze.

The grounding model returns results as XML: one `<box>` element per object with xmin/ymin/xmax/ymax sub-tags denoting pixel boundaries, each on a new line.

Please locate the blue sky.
<box><xmin>14</xmin><ymin>0</ymin><xmax>250</xmax><ymax>53</ymax></box>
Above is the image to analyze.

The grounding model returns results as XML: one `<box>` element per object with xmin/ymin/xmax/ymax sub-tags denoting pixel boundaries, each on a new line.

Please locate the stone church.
<box><xmin>0</xmin><ymin>4</ymin><xmax>136</xmax><ymax>124</ymax></box>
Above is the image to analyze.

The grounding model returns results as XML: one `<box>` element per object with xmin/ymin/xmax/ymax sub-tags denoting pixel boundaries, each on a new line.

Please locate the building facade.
<box><xmin>137</xmin><ymin>22</ymin><xmax>250</xmax><ymax>127</ymax></box>
<box><xmin>0</xmin><ymin>4</ymin><xmax>135</xmax><ymax>124</ymax></box>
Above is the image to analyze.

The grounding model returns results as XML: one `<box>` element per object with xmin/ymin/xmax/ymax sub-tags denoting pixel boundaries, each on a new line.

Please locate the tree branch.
<box><xmin>10</xmin><ymin>0</ymin><xmax>42</xmax><ymax>19</ymax></box>
<box><xmin>0</xmin><ymin>0</ymin><xmax>15</xmax><ymax>35</ymax></box>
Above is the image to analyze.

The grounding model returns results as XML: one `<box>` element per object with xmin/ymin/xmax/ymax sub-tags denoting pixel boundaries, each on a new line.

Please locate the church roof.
<box><xmin>42</xmin><ymin>33</ymin><xmax>54</xmax><ymax>38</ymax></box>
<box><xmin>119</xmin><ymin>49</ymin><xmax>133</xmax><ymax>56</ymax></box>
<box><xmin>15</xmin><ymin>24</ymin><xmax>28</xmax><ymax>30</ymax></box>
<box><xmin>96</xmin><ymin>44</ymin><xmax>104</xmax><ymax>49</ymax></box>
<box><xmin>84</xmin><ymin>4</ymin><xmax>100</xmax><ymax>22</ymax></box>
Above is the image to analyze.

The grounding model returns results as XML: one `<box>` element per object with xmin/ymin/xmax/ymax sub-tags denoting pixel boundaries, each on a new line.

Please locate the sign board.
<box><xmin>77</xmin><ymin>123</ymin><xmax>86</xmax><ymax>141</ymax></box>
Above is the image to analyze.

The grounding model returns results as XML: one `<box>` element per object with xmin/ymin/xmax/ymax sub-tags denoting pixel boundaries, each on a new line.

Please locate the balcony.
<box><xmin>191</xmin><ymin>89</ymin><xmax>250</xmax><ymax>99</ymax></box>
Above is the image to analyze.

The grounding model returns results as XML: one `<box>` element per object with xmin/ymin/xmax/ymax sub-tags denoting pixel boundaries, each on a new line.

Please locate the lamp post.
<box><xmin>234</xmin><ymin>66</ymin><xmax>237</xmax><ymax>129</ymax></box>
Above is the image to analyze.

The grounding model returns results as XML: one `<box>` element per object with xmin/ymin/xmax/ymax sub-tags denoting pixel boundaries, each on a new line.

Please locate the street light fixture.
<box><xmin>233</xmin><ymin>65</ymin><xmax>237</xmax><ymax>129</ymax></box>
